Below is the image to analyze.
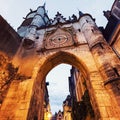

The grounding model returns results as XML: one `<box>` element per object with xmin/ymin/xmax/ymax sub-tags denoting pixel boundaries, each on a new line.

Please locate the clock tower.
<box><xmin>0</xmin><ymin>1</ymin><xmax>120</xmax><ymax>120</ymax></box>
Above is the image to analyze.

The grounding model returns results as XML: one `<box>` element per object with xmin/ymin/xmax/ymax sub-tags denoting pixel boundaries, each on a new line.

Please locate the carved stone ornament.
<box><xmin>44</xmin><ymin>27</ymin><xmax>75</xmax><ymax>49</ymax></box>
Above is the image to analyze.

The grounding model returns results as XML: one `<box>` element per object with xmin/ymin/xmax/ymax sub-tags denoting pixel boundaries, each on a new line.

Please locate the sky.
<box><xmin>46</xmin><ymin>64</ymin><xmax>71</xmax><ymax>114</ymax></box>
<box><xmin>0</xmin><ymin>0</ymin><xmax>114</xmax><ymax>114</ymax></box>
<box><xmin>0</xmin><ymin>0</ymin><xmax>114</xmax><ymax>29</ymax></box>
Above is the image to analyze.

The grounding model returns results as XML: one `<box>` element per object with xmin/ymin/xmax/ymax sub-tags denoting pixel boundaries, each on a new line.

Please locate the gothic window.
<box><xmin>36</xmin><ymin>36</ymin><xmax>39</xmax><ymax>39</ymax></box>
<box><xmin>21</xmin><ymin>18</ymin><xmax>33</xmax><ymax>26</ymax></box>
<box><xmin>91</xmin><ymin>29</ymin><xmax>94</xmax><ymax>33</ymax></box>
<box><xmin>86</xmin><ymin>20</ymin><xmax>88</xmax><ymax>23</ymax></box>
<box><xmin>78</xmin><ymin>29</ymin><xmax>81</xmax><ymax>32</ymax></box>
<box><xmin>99</xmin><ymin>43</ymin><xmax>104</xmax><ymax>49</ymax></box>
<box><xmin>113</xmin><ymin>67</ymin><xmax>119</xmax><ymax>77</ymax></box>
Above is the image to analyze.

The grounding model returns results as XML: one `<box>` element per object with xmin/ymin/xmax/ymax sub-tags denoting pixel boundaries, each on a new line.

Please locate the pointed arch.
<box><xmin>32</xmin><ymin>51</ymin><xmax>90</xmax><ymax>84</ymax></box>
<box><xmin>28</xmin><ymin>50</ymin><xmax>97</xmax><ymax>119</ymax></box>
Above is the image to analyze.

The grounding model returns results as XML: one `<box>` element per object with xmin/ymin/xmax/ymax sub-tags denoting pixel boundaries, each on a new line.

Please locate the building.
<box><xmin>0</xmin><ymin>1</ymin><xmax>120</xmax><ymax>120</ymax></box>
<box><xmin>56</xmin><ymin>110</ymin><xmax>63</xmax><ymax>120</ymax></box>
<box><xmin>0</xmin><ymin>15</ymin><xmax>21</xmax><ymax>57</ymax></box>
<box><xmin>69</xmin><ymin>67</ymin><xmax>94</xmax><ymax>120</ymax></box>
<box><xmin>104</xmin><ymin>0</ymin><xmax>120</xmax><ymax>58</ymax></box>
<box><xmin>69</xmin><ymin>67</ymin><xmax>86</xmax><ymax>102</ymax></box>
<box><xmin>44</xmin><ymin>82</ymin><xmax>52</xmax><ymax>120</ymax></box>
<box><xmin>63</xmin><ymin>95</ymin><xmax>72</xmax><ymax>120</ymax></box>
<box><xmin>68</xmin><ymin>67</ymin><xmax>76</xmax><ymax>102</ymax></box>
<box><xmin>51</xmin><ymin>110</ymin><xmax>63</xmax><ymax>120</ymax></box>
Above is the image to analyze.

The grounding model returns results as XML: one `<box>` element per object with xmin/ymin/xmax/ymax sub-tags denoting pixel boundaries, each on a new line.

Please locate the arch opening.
<box><xmin>36</xmin><ymin>51</ymin><xmax>89</xmax><ymax>83</ymax></box>
<box><xmin>45</xmin><ymin>63</ymin><xmax>71</xmax><ymax>118</ymax></box>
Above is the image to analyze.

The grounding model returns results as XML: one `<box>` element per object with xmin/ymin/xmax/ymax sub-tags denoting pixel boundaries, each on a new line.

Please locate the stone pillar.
<box><xmin>0</xmin><ymin>79</ymin><xmax>34</xmax><ymax>120</ymax></box>
<box><xmin>27</xmin><ymin>69</ymin><xmax>45</xmax><ymax>120</ymax></box>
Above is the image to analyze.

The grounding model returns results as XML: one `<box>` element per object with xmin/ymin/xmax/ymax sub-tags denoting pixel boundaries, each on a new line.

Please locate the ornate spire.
<box><xmin>51</xmin><ymin>12</ymin><xmax>67</xmax><ymax>25</ymax></box>
<box><xmin>78</xmin><ymin>10</ymin><xmax>83</xmax><ymax>17</ymax></box>
<box><xmin>103</xmin><ymin>10</ymin><xmax>111</xmax><ymax>20</ymax></box>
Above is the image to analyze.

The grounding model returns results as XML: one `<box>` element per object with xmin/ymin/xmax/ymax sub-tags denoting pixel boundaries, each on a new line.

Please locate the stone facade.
<box><xmin>0</xmin><ymin>1</ymin><xmax>120</xmax><ymax>120</ymax></box>
<box><xmin>0</xmin><ymin>16</ymin><xmax>21</xmax><ymax>57</ymax></box>
<box><xmin>44</xmin><ymin>82</ymin><xmax>52</xmax><ymax>120</ymax></box>
<box><xmin>56</xmin><ymin>110</ymin><xmax>63</xmax><ymax>120</ymax></box>
<box><xmin>104</xmin><ymin>0</ymin><xmax>120</xmax><ymax>58</ymax></box>
<box><xmin>63</xmin><ymin>95</ymin><xmax>72</xmax><ymax>120</ymax></box>
<box><xmin>69</xmin><ymin>67</ymin><xmax>95</xmax><ymax>120</ymax></box>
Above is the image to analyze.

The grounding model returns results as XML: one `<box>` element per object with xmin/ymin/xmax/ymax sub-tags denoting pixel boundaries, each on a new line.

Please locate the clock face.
<box><xmin>50</xmin><ymin>34</ymin><xmax>68</xmax><ymax>45</ymax></box>
<box><xmin>45</xmin><ymin>28</ymin><xmax>74</xmax><ymax>49</ymax></box>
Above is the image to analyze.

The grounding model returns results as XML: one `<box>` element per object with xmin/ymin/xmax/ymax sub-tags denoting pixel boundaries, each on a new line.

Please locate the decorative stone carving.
<box><xmin>43</xmin><ymin>26</ymin><xmax>76</xmax><ymax>50</ymax></box>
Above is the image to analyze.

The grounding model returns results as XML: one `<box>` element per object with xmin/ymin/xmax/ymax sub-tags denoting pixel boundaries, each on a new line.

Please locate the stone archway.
<box><xmin>0</xmin><ymin>49</ymin><xmax>120</xmax><ymax>120</ymax></box>
<box><xmin>26</xmin><ymin>50</ymin><xmax>103</xmax><ymax>120</ymax></box>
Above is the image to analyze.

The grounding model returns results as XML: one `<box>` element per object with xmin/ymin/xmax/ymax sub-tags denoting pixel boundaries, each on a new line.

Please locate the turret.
<box><xmin>79</xmin><ymin>14</ymin><xmax>105</xmax><ymax>50</ymax></box>
<box><xmin>17</xmin><ymin>4</ymin><xmax>50</xmax><ymax>49</ymax></box>
<box><xmin>31</xmin><ymin>5</ymin><xmax>50</xmax><ymax>27</ymax></box>
<box><xmin>79</xmin><ymin>13</ymin><xmax>120</xmax><ymax>85</ymax></box>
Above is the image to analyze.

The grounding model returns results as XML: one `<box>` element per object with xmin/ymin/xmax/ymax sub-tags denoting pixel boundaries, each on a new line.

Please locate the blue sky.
<box><xmin>0</xmin><ymin>0</ymin><xmax>114</xmax><ymax>29</ymax></box>
<box><xmin>0</xmin><ymin>0</ymin><xmax>114</xmax><ymax>114</ymax></box>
